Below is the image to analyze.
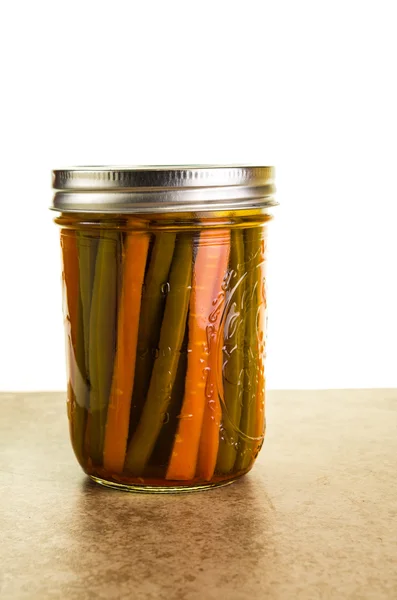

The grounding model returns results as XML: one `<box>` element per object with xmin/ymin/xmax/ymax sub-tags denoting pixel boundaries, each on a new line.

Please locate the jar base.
<box><xmin>88</xmin><ymin>473</ymin><xmax>245</xmax><ymax>494</ymax></box>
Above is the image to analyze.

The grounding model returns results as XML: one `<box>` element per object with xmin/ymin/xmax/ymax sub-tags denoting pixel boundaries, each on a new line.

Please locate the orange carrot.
<box><xmin>166</xmin><ymin>230</ymin><xmax>225</xmax><ymax>481</ymax></box>
<box><xmin>196</xmin><ymin>231</ymin><xmax>230</xmax><ymax>480</ymax></box>
<box><xmin>103</xmin><ymin>232</ymin><xmax>149</xmax><ymax>473</ymax></box>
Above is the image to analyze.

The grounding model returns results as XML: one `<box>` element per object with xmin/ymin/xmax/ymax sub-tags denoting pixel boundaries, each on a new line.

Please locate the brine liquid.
<box><xmin>59</xmin><ymin>214</ymin><xmax>269</xmax><ymax>491</ymax></box>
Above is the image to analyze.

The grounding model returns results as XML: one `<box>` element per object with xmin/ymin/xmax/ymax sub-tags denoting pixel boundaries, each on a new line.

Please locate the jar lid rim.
<box><xmin>51</xmin><ymin>165</ymin><xmax>276</xmax><ymax>213</ymax></box>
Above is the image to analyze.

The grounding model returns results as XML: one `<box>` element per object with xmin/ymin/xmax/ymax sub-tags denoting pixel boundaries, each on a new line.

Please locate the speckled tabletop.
<box><xmin>1</xmin><ymin>390</ymin><xmax>397</xmax><ymax>599</ymax></box>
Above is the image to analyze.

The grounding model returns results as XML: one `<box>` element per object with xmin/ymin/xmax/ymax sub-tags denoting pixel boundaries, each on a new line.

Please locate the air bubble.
<box><xmin>161</xmin><ymin>282</ymin><xmax>170</xmax><ymax>295</ymax></box>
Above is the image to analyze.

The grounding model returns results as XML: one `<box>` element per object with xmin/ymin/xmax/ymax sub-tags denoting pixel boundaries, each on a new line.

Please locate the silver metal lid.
<box><xmin>51</xmin><ymin>165</ymin><xmax>276</xmax><ymax>214</ymax></box>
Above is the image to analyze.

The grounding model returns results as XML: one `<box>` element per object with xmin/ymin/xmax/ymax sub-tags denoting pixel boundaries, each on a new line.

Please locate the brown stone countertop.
<box><xmin>1</xmin><ymin>390</ymin><xmax>396</xmax><ymax>599</ymax></box>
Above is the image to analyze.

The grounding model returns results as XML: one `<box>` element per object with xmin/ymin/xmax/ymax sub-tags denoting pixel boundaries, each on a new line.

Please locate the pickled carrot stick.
<box><xmin>196</xmin><ymin>231</ymin><xmax>230</xmax><ymax>480</ymax></box>
<box><xmin>103</xmin><ymin>233</ymin><xmax>149</xmax><ymax>473</ymax></box>
<box><xmin>166</xmin><ymin>230</ymin><xmax>224</xmax><ymax>481</ymax></box>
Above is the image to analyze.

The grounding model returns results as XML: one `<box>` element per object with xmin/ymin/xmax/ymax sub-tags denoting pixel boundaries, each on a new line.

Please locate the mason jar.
<box><xmin>51</xmin><ymin>166</ymin><xmax>276</xmax><ymax>492</ymax></box>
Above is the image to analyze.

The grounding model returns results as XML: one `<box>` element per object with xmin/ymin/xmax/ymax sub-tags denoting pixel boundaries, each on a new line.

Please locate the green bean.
<box><xmin>88</xmin><ymin>231</ymin><xmax>119</xmax><ymax>464</ymax></box>
<box><xmin>70</xmin><ymin>293</ymin><xmax>88</xmax><ymax>465</ymax></box>
<box><xmin>124</xmin><ymin>233</ymin><xmax>193</xmax><ymax>475</ymax></box>
<box><xmin>129</xmin><ymin>232</ymin><xmax>176</xmax><ymax>433</ymax></box>
<box><xmin>235</xmin><ymin>226</ymin><xmax>263</xmax><ymax>471</ymax></box>
<box><xmin>149</xmin><ymin>326</ymin><xmax>188</xmax><ymax>472</ymax></box>
<box><xmin>216</xmin><ymin>228</ymin><xmax>246</xmax><ymax>473</ymax></box>
<box><xmin>70</xmin><ymin>232</ymin><xmax>97</xmax><ymax>466</ymax></box>
<box><xmin>77</xmin><ymin>232</ymin><xmax>98</xmax><ymax>373</ymax></box>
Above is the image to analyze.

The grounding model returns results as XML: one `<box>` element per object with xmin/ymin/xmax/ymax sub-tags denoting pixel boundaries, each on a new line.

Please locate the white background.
<box><xmin>0</xmin><ymin>0</ymin><xmax>396</xmax><ymax>391</ymax></box>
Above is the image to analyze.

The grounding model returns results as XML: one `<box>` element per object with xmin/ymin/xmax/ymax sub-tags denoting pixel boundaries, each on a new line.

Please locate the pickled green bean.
<box><xmin>130</xmin><ymin>232</ymin><xmax>176</xmax><ymax>432</ymax></box>
<box><xmin>71</xmin><ymin>293</ymin><xmax>88</xmax><ymax>465</ymax></box>
<box><xmin>235</xmin><ymin>226</ymin><xmax>263</xmax><ymax>471</ymax></box>
<box><xmin>88</xmin><ymin>231</ymin><xmax>119</xmax><ymax>464</ymax></box>
<box><xmin>124</xmin><ymin>233</ymin><xmax>193</xmax><ymax>475</ymax></box>
<box><xmin>216</xmin><ymin>228</ymin><xmax>246</xmax><ymax>473</ymax></box>
<box><xmin>77</xmin><ymin>232</ymin><xmax>98</xmax><ymax>373</ymax></box>
<box><xmin>149</xmin><ymin>327</ymin><xmax>188</xmax><ymax>471</ymax></box>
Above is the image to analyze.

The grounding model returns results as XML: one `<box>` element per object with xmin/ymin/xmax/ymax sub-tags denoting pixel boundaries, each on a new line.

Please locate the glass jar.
<box><xmin>51</xmin><ymin>166</ymin><xmax>276</xmax><ymax>492</ymax></box>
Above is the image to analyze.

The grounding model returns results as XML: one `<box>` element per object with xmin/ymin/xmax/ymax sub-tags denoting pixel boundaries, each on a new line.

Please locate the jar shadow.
<box><xmin>64</xmin><ymin>474</ymin><xmax>278</xmax><ymax>598</ymax></box>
